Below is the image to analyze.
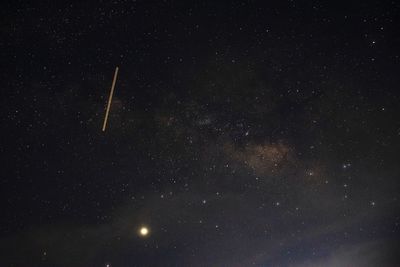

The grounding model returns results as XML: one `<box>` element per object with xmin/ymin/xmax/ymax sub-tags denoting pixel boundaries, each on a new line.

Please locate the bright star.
<box><xmin>139</xmin><ymin>226</ymin><xmax>149</xmax><ymax>237</ymax></box>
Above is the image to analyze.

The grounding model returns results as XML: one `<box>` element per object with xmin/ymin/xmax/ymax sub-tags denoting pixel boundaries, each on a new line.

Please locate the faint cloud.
<box><xmin>290</xmin><ymin>239</ymin><xmax>400</xmax><ymax>267</ymax></box>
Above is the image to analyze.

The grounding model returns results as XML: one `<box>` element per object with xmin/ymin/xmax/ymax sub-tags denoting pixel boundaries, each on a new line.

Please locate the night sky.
<box><xmin>1</xmin><ymin>1</ymin><xmax>400</xmax><ymax>266</ymax></box>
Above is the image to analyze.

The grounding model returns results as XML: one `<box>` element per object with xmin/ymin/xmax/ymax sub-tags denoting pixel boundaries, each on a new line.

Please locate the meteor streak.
<box><xmin>102</xmin><ymin>66</ymin><xmax>119</xmax><ymax>131</ymax></box>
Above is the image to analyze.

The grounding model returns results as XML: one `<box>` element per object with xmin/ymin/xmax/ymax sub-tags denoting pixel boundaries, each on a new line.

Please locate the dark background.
<box><xmin>0</xmin><ymin>0</ymin><xmax>399</xmax><ymax>266</ymax></box>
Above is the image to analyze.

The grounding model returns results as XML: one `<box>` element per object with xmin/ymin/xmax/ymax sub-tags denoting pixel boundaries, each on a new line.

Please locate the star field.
<box><xmin>0</xmin><ymin>1</ymin><xmax>400</xmax><ymax>266</ymax></box>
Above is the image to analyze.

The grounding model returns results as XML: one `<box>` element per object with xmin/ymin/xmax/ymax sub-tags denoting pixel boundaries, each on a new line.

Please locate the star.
<box><xmin>342</xmin><ymin>163</ymin><xmax>351</xmax><ymax>169</ymax></box>
<box><xmin>139</xmin><ymin>226</ymin><xmax>150</xmax><ymax>237</ymax></box>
